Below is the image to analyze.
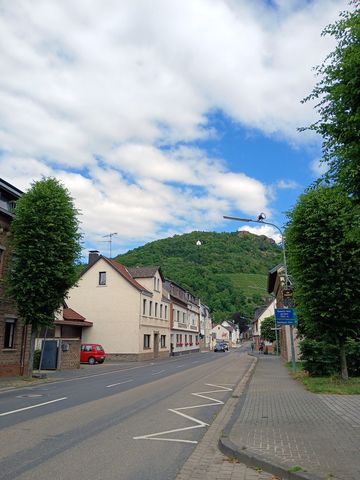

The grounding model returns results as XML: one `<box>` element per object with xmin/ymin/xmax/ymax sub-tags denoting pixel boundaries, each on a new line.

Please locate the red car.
<box><xmin>80</xmin><ymin>344</ymin><xmax>106</xmax><ymax>365</ymax></box>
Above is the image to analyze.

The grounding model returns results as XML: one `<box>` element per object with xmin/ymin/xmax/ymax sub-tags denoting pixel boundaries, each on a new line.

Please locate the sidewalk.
<box><xmin>220</xmin><ymin>355</ymin><xmax>360</xmax><ymax>480</ymax></box>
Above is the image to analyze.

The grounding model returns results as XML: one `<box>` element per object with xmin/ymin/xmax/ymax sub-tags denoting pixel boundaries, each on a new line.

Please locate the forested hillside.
<box><xmin>116</xmin><ymin>231</ymin><xmax>281</xmax><ymax>322</ymax></box>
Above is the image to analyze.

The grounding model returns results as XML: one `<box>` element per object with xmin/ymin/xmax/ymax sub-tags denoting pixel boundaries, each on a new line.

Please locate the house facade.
<box><xmin>252</xmin><ymin>298</ymin><xmax>276</xmax><ymax>352</ymax></box>
<box><xmin>221</xmin><ymin>320</ymin><xmax>240</xmax><ymax>346</ymax></box>
<box><xmin>67</xmin><ymin>252</ymin><xmax>171</xmax><ymax>361</ymax></box>
<box><xmin>210</xmin><ymin>324</ymin><xmax>231</xmax><ymax>347</ymax></box>
<box><xmin>0</xmin><ymin>178</ymin><xmax>31</xmax><ymax>377</ymax></box>
<box><xmin>164</xmin><ymin>279</ymin><xmax>200</xmax><ymax>356</ymax></box>
<box><xmin>200</xmin><ymin>303</ymin><xmax>212</xmax><ymax>350</ymax></box>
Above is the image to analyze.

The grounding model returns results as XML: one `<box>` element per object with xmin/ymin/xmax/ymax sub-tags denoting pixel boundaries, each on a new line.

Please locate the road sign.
<box><xmin>275</xmin><ymin>308</ymin><xmax>295</xmax><ymax>319</ymax></box>
<box><xmin>275</xmin><ymin>308</ymin><xmax>297</xmax><ymax>326</ymax></box>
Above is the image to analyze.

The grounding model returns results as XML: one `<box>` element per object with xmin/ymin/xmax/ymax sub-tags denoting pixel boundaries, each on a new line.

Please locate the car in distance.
<box><xmin>214</xmin><ymin>342</ymin><xmax>229</xmax><ymax>352</ymax></box>
<box><xmin>80</xmin><ymin>344</ymin><xmax>106</xmax><ymax>364</ymax></box>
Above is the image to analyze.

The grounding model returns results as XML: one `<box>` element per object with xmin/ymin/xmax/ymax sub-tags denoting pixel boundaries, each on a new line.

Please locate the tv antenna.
<box><xmin>102</xmin><ymin>232</ymin><xmax>118</xmax><ymax>258</ymax></box>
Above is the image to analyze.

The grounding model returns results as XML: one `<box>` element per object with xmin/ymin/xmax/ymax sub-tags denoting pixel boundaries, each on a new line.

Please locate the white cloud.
<box><xmin>310</xmin><ymin>158</ymin><xmax>329</xmax><ymax>176</ymax></box>
<box><xmin>238</xmin><ymin>224</ymin><xmax>282</xmax><ymax>244</ymax></box>
<box><xmin>0</xmin><ymin>0</ymin><xmax>348</xmax><ymax>253</ymax></box>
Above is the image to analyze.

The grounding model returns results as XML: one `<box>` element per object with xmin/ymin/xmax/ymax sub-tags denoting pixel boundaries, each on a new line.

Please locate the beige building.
<box><xmin>67</xmin><ymin>251</ymin><xmax>170</xmax><ymax>361</ymax></box>
<box><xmin>164</xmin><ymin>279</ymin><xmax>200</xmax><ymax>356</ymax></box>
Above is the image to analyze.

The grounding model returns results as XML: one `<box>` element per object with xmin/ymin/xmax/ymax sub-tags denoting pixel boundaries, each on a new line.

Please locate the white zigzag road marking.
<box><xmin>133</xmin><ymin>383</ymin><xmax>233</xmax><ymax>444</ymax></box>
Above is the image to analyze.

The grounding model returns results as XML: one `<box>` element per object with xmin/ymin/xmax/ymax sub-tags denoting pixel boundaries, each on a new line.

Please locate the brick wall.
<box><xmin>0</xmin><ymin>215</ymin><xmax>31</xmax><ymax>377</ymax></box>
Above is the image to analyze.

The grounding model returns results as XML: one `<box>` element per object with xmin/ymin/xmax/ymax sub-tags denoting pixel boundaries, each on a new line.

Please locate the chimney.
<box><xmin>88</xmin><ymin>250</ymin><xmax>100</xmax><ymax>265</ymax></box>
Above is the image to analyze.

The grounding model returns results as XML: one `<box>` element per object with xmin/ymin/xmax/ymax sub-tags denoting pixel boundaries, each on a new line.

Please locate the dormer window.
<box><xmin>99</xmin><ymin>271</ymin><xmax>106</xmax><ymax>285</ymax></box>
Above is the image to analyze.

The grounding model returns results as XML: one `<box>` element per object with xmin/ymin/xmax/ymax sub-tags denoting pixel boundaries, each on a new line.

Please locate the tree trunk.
<box><xmin>339</xmin><ymin>337</ymin><xmax>348</xmax><ymax>381</ymax></box>
<box><xmin>26</xmin><ymin>326</ymin><xmax>38</xmax><ymax>377</ymax></box>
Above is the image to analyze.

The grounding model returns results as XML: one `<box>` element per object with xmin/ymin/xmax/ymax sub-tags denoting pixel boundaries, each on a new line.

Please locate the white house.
<box><xmin>67</xmin><ymin>251</ymin><xmax>170</xmax><ymax>361</ymax></box>
<box><xmin>200</xmin><ymin>303</ymin><xmax>212</xmax><ymax>350</ymax></box>
<box><xmin>221</xmin><ymin>320</ymin><xmax>240</xmax><ymax>346</ymax></box>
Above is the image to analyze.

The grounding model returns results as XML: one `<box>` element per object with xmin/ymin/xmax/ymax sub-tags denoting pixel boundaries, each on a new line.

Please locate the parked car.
<box><xmin>214</xmin><ymin>342</ymin><xmax>228</xmax><ymax>352</ymax></box>
<box><xmin>80</xmin><ymin>344</ymin><xmax>106</xmax><ymax>364</ymax></box>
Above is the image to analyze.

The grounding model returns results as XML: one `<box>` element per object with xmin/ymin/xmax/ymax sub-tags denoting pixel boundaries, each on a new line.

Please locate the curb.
<box><xmin>218</xmin><ymin>354</ymin><xmax>323</xmax><ymax>480</ymax></box>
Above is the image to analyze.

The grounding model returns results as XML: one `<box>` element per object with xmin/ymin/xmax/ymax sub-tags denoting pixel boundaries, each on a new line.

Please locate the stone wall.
<box><xmin>58</xmin><ymin>339</ymin><xmax>81</xmax><ymax>370</ymax></box>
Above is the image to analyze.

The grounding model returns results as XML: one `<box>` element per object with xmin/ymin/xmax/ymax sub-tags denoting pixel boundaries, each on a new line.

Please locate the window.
<box><xmin>165</xmin><ymin>305</ymin><xmax>168</xmax><ymax>319</ymax></box>
<box><xmin>157</xmin><ymin>279</ymin><xmax>160</xmax><ymax>290</ymax></box>
<box><xmin>189</xmin><ymin>335</ymin><xmax>193</xmax><ymax>345</ymax></box>
<box><xmin>149</xmin><ymin>301</ymin><xmax>152</xmax><ymax>316</ymax></box>
<box><xmin>144</xmin><ymin>334</ymin><xmax>151</xmax><ymax>349</ymax></box>
<box><xmin>160</xmin><ymin>304</ymin><xmax>163</xmax><ymax>318</ymax></box>
<box><xmin>155</xmin><ymin>303</ymin><xmax>158</xmax><ymax>317</ymax></box>
<box><xmin>154</xmin><ymin>277</ymin><xmax>157</xmax><ymax>290</ymax></box>
<box><xmin>143</xmin><ymin>299</ymin><xmax>147</xmax><ymax>315</ymax></box>
<box><xmin>177</xmin><ymin>310</ymin><xmax>180</xmax><ymax>322</ymax></box>
<box><xmin>4</xmin><ymin>319</ymin><xmax>16</xmax><ymax>349</ymax></box>
<box><xmin>160</xmin><ymin>335</ymin><xmax>166</xmax><ymax>348</ymax></box>
<box><xmin>99</xmin><ymin>271</ymin><xmax>106</xmax><ymax>285</ymax></box>
<box><xmin>183</xmin><ymin>312</ymin><xmax>186</xmax><ymax>322</ymax></box>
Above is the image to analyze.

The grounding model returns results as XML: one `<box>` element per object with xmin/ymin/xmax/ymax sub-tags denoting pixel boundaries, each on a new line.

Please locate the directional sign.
<box><xmin>275</xmin><ymin>308</ymin><xmax>295</xmax><ymax>320</ymax></box>
<box><xmin>275</xmin><ymin>308</ymin><xmax>297</xmax><ymax>326</ymax></box>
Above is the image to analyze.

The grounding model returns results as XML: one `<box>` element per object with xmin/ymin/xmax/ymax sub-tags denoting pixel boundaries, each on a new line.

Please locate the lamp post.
<box><xmin>223</xmin><ymin>213</ymin><xmax>296</xmax><ymax>372</ymax></box>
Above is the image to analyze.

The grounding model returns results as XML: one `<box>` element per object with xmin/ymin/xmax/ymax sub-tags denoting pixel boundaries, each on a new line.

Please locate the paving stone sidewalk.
<box><xmin>221</xmin><ymin>355</ymin><xmax>360</xmax><ymax>480</ymax></box>
<box><xmin>176</xmin><ymin>354</ymin><xmax>277</xmax><ymax>480</ymax></box>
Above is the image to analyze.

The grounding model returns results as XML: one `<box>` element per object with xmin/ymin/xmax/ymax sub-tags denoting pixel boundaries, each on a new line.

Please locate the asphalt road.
<box><xmin>0</xmin><ymin>349</ymin><xmax>249</xmax><ymax>480</ymax></box>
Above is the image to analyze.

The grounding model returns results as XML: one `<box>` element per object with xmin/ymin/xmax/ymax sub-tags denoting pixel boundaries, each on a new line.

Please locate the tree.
<box><xmin>231</xmin><ymin>312</ymin><xmax>249</xmax><ymax>334</ymax></box>
<box><xmin>260</xmin><ymin>316</ymin><xmax>276</xmax><ymax>343</ymax></box>
<box><xmin>7</xmin><ymin>177</ymin><xmax>82</xmax><ymax>374</ymax></box>
<box><xmin>301</xmin><ymin>3</ymin><xmax>360</xmax><ymax>200</ymax></box>
<box><xmin>286</xmin><ymin>185</ymin><xmax>360</xmax><ymax>380</ymax></box>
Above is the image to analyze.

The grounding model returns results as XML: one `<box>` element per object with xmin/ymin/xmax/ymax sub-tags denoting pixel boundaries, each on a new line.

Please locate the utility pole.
<box><xmin>102</xmin><ymin>232</ymin><xmax>118</xmax><ymax>258</ymax></box>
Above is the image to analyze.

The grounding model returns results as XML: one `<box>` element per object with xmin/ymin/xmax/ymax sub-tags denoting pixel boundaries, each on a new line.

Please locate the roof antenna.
<box><xmin>102</xmin><ymin>232</ymin><xmax>118</xmax><ymax>258</ymax></box>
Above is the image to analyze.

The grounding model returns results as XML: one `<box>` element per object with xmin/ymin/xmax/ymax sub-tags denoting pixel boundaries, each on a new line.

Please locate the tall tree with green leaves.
<box><xmin>7</xmin><ymin>178</ymin><xmax>82</xmax><ymax>374</ymax></box>
<box><xmin>301</xmin><ymin>3</ymin><xmax>360</xmax><ymax>199</ymax></box>
<box><xmin>286</xmin><ymin>185</ymin><xmax>360</xmax><ymax>380</ymax></box>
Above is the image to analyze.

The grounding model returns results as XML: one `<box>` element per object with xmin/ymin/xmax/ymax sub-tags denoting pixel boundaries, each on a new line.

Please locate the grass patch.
<box><xmin>289</xmin><ymin>465</ymin><xmax>303</xmax><ymax>473</ymax></box>
<box><xmin>286</xmin><ymin>362</ymin><xmax>360</xmax><ymax>394</ymax></box>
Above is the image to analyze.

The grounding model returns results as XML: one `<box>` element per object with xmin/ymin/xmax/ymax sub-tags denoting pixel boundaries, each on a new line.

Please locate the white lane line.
<box><xmin>0</xmin><ymin>397</ymin><xmax>67</xmax><ymax>417</ymax></box>
<box><xmin>134</xmin><ymin>383</ymin><xmax>232</xmax><ymax>444</ymax></box>
<box><xmin>106</xmin><ymin>379</ymin><xmax>134</xmax><ymax>388</ymax></box>
<box><xmin>151</xmin><ymin>370</ymin><xmax>166</xmax><ymax>376</ymax></box>
<box><xmin>174</xmin><ymin>364</ymin><xmax>185</xmax><ymax>368</ymax></box>
<box><xmin>192</xmin><ymin>361</ymin><xmax>199</xmax><ymax>364</ymax></box>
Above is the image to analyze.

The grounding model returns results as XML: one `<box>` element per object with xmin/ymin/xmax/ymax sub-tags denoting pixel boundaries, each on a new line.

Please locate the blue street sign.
<box><xmin>275</xmin><ymin>308</ymin><xmax>297</xmax><ymax>326</ymax></box>
<box><xmin>275</xmin><ymin>308</ymin><xmax>295</xmax><ymax>320</ymax></box>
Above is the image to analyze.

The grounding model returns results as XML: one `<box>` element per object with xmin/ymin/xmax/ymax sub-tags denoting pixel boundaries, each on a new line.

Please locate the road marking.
<box><xmin>151</xmin><ymin>370</ymin><xmax>166</xmax><ymax>376</ymax></box>
<box><xmin>106</xmin><ymin>379</ymin><xmax>134</xmax><ymax>388</ymax></box>
<box><xmin>0</xmin><ymin>397</ymin><xmax>67</xmax><ymax>417</ymax></box>
<box><xmin>134</xmin><ymin>383</ymin><xmax>232</xmax><ymax>444</ymax></box>
<box><xmin>191</xmin><ymin>361</ymin><xmax>199</xmax><ymax>364</ymax></box>
<box><xmin>174</xmin><ymin>364</ymin><xmax>185</xmax><ymax>368</ymax></box>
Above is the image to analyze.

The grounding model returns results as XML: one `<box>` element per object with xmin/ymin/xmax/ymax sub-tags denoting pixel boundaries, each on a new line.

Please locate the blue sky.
<box><xmin>0</xmin><ymin>0</ymin><xmax>346</xmax><ymax>259</ymax></box>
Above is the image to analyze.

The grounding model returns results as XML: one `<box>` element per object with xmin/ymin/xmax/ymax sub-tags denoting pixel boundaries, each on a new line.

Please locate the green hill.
<box><xmin>116</xmin><ymin>231</ymin><xmax>281</xmax><ymax>322</ymax></box>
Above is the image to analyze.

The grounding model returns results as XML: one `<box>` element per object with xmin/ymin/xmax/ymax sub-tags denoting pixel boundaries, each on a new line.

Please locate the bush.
<box><xmin>33</xmin><ymin>349</ymin><xmax>41</xmax><ymax>370</ymax></box>
<box><xmin>300</xmin><ymin>338</ymin><xmax>360</xmax><ymax>377</ymax></box>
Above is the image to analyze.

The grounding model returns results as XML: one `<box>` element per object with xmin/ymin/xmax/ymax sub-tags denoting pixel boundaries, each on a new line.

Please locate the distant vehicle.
<box><xmin>214</xmin><ymin>342</ymin><xmax>229</xmax><ymax>352</ymax></box>
<box><xmin>80</xmin><ymin>344</ymin><xmax>106</xmax><ymax>364</ymax></box>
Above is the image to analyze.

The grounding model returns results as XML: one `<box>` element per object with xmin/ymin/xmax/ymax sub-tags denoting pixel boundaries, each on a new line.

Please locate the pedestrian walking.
<box><xmin>251</xmin><ymin>341</ymin><xmax>255</xmax><ymax>352</ymax></box>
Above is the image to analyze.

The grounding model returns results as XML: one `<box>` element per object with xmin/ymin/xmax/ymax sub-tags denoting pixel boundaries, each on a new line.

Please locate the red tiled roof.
<box><xmin>107</xmin><ymin>259</ymin><xmax>151</xmax><ymax>293</ymax></box>
<box><xmin>63</xmin><ymin>307</ymin><xmax>86</xmax><ymax>321</ymax></box>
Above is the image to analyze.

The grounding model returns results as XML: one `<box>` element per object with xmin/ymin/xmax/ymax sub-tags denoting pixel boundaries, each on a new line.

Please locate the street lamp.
<box><xmin>223</xmin><ymin>213</ymin><xmax>296</xmax><ymax>372</ymax></box>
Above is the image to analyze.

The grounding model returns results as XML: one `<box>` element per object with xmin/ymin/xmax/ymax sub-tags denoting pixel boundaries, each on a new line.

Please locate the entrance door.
<box><xmin>153</xmin><ymin>333</ymin><xmax>159</xmax><ymax>358</ymax></box>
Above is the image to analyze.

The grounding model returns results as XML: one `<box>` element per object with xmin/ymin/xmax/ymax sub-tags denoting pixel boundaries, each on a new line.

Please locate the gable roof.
<box><xmin>128</xmin><ymin>266</ymin><xmax>164</xmax><ymax>281</ymax></box>
<box><xmin>267</xmin><ymin>264</ymin><xmax>283</xmax><ymax>294</ymax></box>
<box><xmin>80</xmin><ymin>256</ymin><xmax>151</xmax><ymax>294</ymax></box>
